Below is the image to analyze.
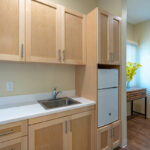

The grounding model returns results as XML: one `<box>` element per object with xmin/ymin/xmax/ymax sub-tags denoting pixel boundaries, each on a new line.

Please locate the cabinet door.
<box><xmin>70</xmin><ymin>111</ymin><xmax>94</xmax><ymax>150</ymax></box>
<box><xmin>29</xmin><ymin>117</ymin><xmax>68</xmax><ymax>150</ymax></box>
<box><xmin>109</xmin><ymin>16</ymin><xmax>121</xmax><ymax>65</ymax></box>
<box><xmin>111</xmin><ymin>121</ymin><xmax>121</xmax><ymax>149</ymax></box>
<box><xmin>26</xmin><ymin>0</ymin><xmax>61</xmax><ymax>63</ymax></box>
<box><xmin>0</xmin><ymin>137</ymin><xmax>27</xmax><ymax>150</ymax></box>
<box><xmin>98</xmin><ymin>10</ymin><xmax>110</xmax><ymax>64</ymax></box>
<box><xmin>0</xmin><ymin>0</ymin><xmax>25</xmax><ymax>61</ymax></box>
<box><xmin>62</xmin><ymin>8</ymin><xmax>86</xmax><ymax>65</ymax></box>
<box><xmin>97</xmin><ymin>125</ymin><xmax>111</xmax><ymax>150</ymax></box>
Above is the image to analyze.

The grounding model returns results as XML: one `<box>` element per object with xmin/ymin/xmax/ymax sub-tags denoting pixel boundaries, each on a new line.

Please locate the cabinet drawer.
<box><xmin>0</xmin><ymin>120</ymin><xmax>27</xmax><ymax>143</ymax></box>
<box><xmin>127</xmin><ymin>89</ymin><xmax>146</xmax><ymax>101</ymax></box>
<box><xmin>0</xmin><ymin>136</ymin><xmax>27</xmax><ymax>150</ymax></box>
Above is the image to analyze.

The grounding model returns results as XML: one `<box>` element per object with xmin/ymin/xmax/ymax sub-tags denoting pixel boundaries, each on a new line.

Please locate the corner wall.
<box><xmin>127</xmin><ymin>23</ymin><xmax>135</xmax><ymax>42</ymax></box>
<box><xmin>133</xmin><ymin>20</ymin><xmax>150</xmax><ymax>118</ymax></box>
<box><xmin>98</xmin><ymin>0</ymin><xmax>127</xmax><ymax>147</ymax></box>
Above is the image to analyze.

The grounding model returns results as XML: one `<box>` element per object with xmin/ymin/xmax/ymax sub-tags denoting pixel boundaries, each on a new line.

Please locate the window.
<box><xmin>126</xmin><ymin>42</ymin><xmax>137</xmax><ymax>87</ymax></box>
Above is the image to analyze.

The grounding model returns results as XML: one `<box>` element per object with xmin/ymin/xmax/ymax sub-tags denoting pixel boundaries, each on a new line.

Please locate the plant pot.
<box><xmin>126</xmin><ymin>81</ymin><xmax>130</xmax><ymax>89</ymax></box>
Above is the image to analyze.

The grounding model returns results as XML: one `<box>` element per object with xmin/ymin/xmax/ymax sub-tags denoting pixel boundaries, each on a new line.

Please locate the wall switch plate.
<box><xmin>6</xmin><ymin>82</ymin><xmax>14</xmax><ymax>92</ymax></box>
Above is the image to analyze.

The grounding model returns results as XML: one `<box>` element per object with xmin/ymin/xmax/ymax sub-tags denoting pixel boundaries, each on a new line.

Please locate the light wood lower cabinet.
<box><xmin>97</xmin><ymin>124</ymin><xmax>111</xmax><ymax>150</ymax></box>
<box><xmin>29</xmin><ymin>110</ymin><xmax>94</xmax><ymax>150</ymax></box>
<box><xmin>71</xmin><ymin>111</ymin><xmax>94</xmax><ymax>150</ymax></box>
<box><xmin>0</xmin><ymin>137</ymin><xmax>27</xmax><ymax>150</ymax></box>
<box><xmin>97</xmin><ymin>120</ymin><xmax>121</xmax><ymax>150</ymax></box>
<box><xmin>29</xmin><ymin>116</ymin><xmax>68</xmax><ymax>150</ymax></box>
<box><xmin>0</xmin><ymin>120</ymin><xmax>27</xmax><ymax>143</ymax></box>
<box><xmin>111</xmin><ymin>121</ymin><xmax>121</xmax><ymax>149</ymax></box>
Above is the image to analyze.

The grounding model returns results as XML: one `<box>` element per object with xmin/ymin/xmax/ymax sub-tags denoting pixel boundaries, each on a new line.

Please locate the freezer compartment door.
<box><xmin>98</xmin><ymin>88</ymin><xmax>118</xmax><ymax>127</ymax></box>
<box><xmin>98</xmin><ymin>69</ymin><xmax>118</xmax><ymax>89</ymax></box>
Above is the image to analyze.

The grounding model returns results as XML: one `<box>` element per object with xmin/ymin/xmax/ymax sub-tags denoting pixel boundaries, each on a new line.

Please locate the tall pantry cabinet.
<box><xmin>75</xmin><ymin>8</ymin><xmax>122</xmax><ymax>150</ymax></box>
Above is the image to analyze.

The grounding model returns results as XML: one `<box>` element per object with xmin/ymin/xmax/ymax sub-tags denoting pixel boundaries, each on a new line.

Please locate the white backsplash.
<box><xmin>0</xmin><ymin>90</ymin><xmax>75</xmax><ymax>109</ymax></box>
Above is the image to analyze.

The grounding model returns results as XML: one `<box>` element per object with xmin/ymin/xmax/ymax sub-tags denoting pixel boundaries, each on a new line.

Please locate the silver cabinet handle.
<box><xmin>65</xmin><ymin>121</ymin><xmax>68</xmax><ymax>134</ymax></box>
<box><xmin>109</xmin><ymin>52</ymin><xmax>114</xmax><ymax>62</ymax></box>
<box><xmin>70</xmin><ymin>120</ymin><xmax>72</xmax><ymax>132</ymax></box>
<box><xmin>21</xmin><ymin>44</ymin><xmax>24</xmax><ymax>58</ymax></box>
<box><xmin>0</xmin><ymin>129</ymin><xmax>15</xmax><ymax>137</ymax></box>
<box><xmin>110</xmin><ymin>129</ymin><xmax>113</xmax><ymax>139</ymax></box>
<box><xmin>112</xmin><ymin>128</ymin><xmax>114</xmax><ymax>137</ymax></box>
<box><xmin>62</xmin><ymin>49</ymin><xmax>65</xmax><ymax>61</ymax></box>
<box><xmin>58</xmin><ymin>49</ymin><xmax>61</xmax><ymax>61</ymax></box>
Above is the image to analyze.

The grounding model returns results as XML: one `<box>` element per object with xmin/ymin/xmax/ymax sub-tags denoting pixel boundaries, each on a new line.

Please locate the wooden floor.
<box><xmin>116</xmin><ymin>115</ymin><xmax>150</xmax><ymax>150</ymax></box>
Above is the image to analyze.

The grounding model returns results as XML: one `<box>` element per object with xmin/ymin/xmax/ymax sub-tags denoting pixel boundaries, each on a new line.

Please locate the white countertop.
<box><xmin>0</xmin><ymin>97</ymin><xmax>95</xmax><ymax>125</ymax></box>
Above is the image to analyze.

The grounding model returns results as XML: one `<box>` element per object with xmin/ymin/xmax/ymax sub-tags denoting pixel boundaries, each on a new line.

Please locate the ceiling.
<box><xmin>127</xmin><ymin>0</ymin><xmax>150</xmax><ymax>24</ymax></box>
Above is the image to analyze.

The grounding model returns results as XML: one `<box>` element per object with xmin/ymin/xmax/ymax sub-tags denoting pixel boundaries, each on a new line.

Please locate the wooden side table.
<box><xmin>127</xmin><ymin>88</ymin><xmax>147</xmax><ymax>119</ymax></box>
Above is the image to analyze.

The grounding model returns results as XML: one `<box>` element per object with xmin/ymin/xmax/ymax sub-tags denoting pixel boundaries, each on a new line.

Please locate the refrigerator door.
<box><xmin>98</xmin><ymin>88</ymin><xmax>118</xmax><ymax>127</ymax></box>
<box><xmin>98</xmin><ymin>69</ymin><xmax>118</xmax><ymax>89</ymax></box>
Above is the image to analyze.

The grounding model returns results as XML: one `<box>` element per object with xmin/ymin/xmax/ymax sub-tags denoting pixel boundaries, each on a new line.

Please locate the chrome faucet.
<box><xmin>51</xmin><ymin>88</ymin><xmax>61</xmax><ymax>99</ymax></box>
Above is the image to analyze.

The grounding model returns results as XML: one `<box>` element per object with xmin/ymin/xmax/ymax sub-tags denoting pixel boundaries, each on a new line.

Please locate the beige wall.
<box><xmin>127</xmin><ymin>23</ymin><xmax>135</xmax><ymax>41</ymax></box>
<box><xmin>49</xmin><ymin>0</ymin><xmax>98</xmax><ymax>14</ymax></box>
<box><xmin>133</xmin><ymin>20</ymin><xmax>150</xmax><ymax>118</ymax></box>
<box><xmin>98</xmin><ymin>0</ymin><xmax>127</xmax><ymax>147</ymax></box>
<box><xmin>0</xmin><ymin>62</ymin><xmax>75</xmax><ymax>97</ymax></box>
<box><xmin>127</xmin><ymin>21</ymin><xmax>150</xmax><ymax>118</ymax></box>
<box><xmin>98</xmin><ymin>0</ymin><xmax>122</xmax><ymax>17</ymax></box>
<box><xmin>0</xmin><ymin>0</ymin><xmax>98</xmax><ymax>97</ymax></box>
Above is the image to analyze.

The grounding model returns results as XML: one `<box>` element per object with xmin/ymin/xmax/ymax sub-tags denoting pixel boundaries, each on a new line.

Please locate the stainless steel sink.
<box><xmin>38</xmin><ymin>97</ymin><xmax>80</xmax><ymax>109</ymax></box>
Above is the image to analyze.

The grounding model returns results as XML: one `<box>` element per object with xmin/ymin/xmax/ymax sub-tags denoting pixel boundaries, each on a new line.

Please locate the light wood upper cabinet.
<box><xmin>98</xmin><ymin>11</ymin><xmax>110</xmax><ymax>64</ymax></box>
<box><xmin>62</xmin><ymin>9</ymin><xmax>86</xmax><ymax>65</ymax></box>
<box><xmin>98</xmin><ymin>9</ymin><xmax>121</xmax><ymax>65</ymax></box>
<box><xmin>111</xmin><ymin>16</ymin><xmax>121</xmax><ymax>64</ymax></box>
<box><xmin>0</xmin><ymin>137</ymin><xmax>27</xmax><ymax>150</ymax></box>
<box><xmin>29</xmin><ymin>110</ymin><xmax>94</xmax><ymax>150</ymax></box>
<box><xmin>71</xmin><ymin>111</ymin><xmax>94</xmax><ymax>150</ymax></box>
<box><xmin>26</xmin><ymin>0</ymin><xmax>61</xmax><ymax>63</ymax></box>
<box><xmin>0</xmin><ymin>0</ymin><xmax>86</xmax><ymax>64</ymax></box>
<box><xmin>26</xmin><ymin>0</ymin><xmax>86</xmax><ymax>65</ymax></box>
<box><xmin>0</xmin><ymin>0</ymin><xmax>25</xmax><ymax>61</ymax></box>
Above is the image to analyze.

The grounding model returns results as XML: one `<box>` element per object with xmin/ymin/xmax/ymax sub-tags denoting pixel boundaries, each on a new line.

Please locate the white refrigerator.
<box><xmin>98</xmin><ymin>69</ymin><xmax>118</xmax><ymax>127</ymax></box>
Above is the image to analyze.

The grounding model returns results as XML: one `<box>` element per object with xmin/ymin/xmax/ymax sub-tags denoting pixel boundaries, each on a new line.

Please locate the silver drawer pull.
<box><xmin>70</xmin><ymin>120</ymin><xmax>72</xmax><ymax>132</ymax></box>
<box><xmin>0</xmin><ymin>129</ymin><xmax>15</xmax><ymax>137</ymax></box>
<box><xmin>58</xmin><ymin>49</ymin><xmax>61</xmax><ymax>61</ymax></box>
<box><xmin>65</xmin><ymin>121</ymin><xmax>67</xmax><ymax>134</ymax></box>
<box><xmin>21</xmin><ymin>44</ymin><xmax>24</xmax><ymax>58</ymax></box>
<box><xmin>62</xmin><ymin>49</ymin><xmax>65</xmax><ymax>61</ymax></box>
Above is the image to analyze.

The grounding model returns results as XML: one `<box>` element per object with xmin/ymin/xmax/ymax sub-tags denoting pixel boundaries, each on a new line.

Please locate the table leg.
<box><xmin>131</xmin><ymin>101</ymin><xmax>133</xmax><ymax>116</ymax></box>
<box><xmin>145</xmin><ymin>97</ymin><xmax>147</xmax><ymax>119</ymax></box>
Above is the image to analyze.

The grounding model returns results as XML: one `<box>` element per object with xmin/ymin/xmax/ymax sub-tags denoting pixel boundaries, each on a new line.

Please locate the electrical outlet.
<box><xmin>6</xmin><ymin>82</ymin><xmax>14</xmax><ymax>92</ymax></box>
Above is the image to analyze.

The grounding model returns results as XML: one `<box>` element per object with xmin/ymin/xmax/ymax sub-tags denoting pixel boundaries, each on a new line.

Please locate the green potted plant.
<box><xmin>126</xmin><ymin>62</ymin><xmax>142</xmax><ymax>89</ymax></box>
